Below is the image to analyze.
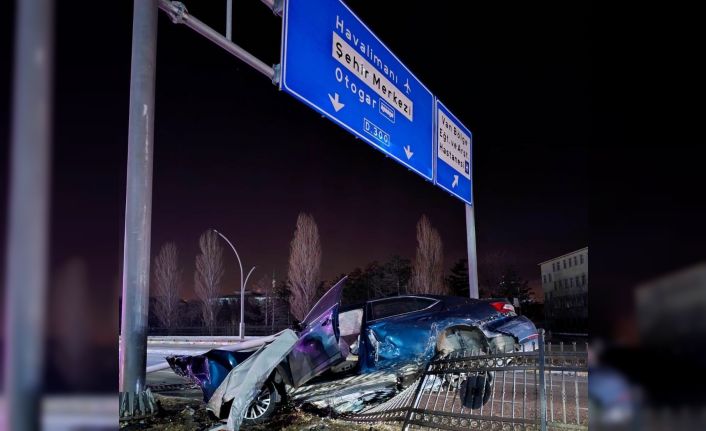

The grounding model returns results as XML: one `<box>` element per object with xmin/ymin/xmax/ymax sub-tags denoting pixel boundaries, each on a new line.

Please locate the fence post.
<box><xmin>538</xmin><ymin>329</ymin><xmax>547</xmax><ymax>431</ymax></box>
<box><xmin>402</xmin><ymin>364</ymin><xmax>430</xmax><ymax>430</ymax></box>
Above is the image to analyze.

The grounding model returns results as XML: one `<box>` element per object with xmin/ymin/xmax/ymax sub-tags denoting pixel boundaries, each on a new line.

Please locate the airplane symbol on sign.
<box><xmin>404</xmin><ymin>79</ymin><xmax>411</xmax><ymax>95</ymax></box>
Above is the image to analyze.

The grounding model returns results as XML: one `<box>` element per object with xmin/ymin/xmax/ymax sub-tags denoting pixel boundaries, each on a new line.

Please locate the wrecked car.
<box><xmin>167</xmin><ymin>277</ymin><xmax>538</xmax><ymax>426</ymax></box>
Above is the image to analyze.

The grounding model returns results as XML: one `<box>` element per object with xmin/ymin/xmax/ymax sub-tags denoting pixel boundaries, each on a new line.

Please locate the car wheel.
<box><xmin>242</xmin><ymin>380</ymin><xmax>278</xmax><ymax>425</ymax></box>
<box><xmin>459</xmin><ymin>373</ymin><xmax>493</xmax><ymax>409</ymax></box>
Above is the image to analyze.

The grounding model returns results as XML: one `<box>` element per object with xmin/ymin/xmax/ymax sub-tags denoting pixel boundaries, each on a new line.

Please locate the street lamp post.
<box><xmin>213</xmin><ymin>229</ymin><xmax>255</xmax><ymax>339</ymax></box>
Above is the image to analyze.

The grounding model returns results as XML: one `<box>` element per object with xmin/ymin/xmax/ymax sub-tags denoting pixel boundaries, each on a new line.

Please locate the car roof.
<box><xmin>339</xmin><ymin>294</ymin><xmax>481</xmax><ymax>313</ymax></box>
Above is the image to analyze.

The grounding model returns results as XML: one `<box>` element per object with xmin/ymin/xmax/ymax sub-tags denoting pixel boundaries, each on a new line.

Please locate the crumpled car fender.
<box><xmin>361</xmin><ymin>314</ymin><xmax>538</xmax><ymax>372</ymax></box>
<box><xmin>166</xmin><ymin>349</ymin><xmax>254</xmax><ymax>401</ymax></box>
<box><xmin>483</xmin><ymin>315</ymin><xmax>539</xmax><ymax>346</ymax></box>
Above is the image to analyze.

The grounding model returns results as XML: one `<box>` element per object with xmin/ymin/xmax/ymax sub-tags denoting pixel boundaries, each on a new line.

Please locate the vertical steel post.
<box><xmin>119</xmin><ymin>0</ymin><xmax>158</xmax><ymax>418</ymax></box>
<box><xmin>3</xmin><ymin>0</ymin><xmax>54</xmax><ymax>429</ymax></box>
<box><xmin>538</xmin><ymin>329</ymin><xmax>548</xmax><ymax>431</ymax></box>
<box><xmin>465</xmin><ymin>203</ymin><xmax>479</xmax><ymax>298</ymax></box>
<box><xmin>226</xmin><ymin>0</ymin><xmax>232</xmax><ymax>41</ymax></box>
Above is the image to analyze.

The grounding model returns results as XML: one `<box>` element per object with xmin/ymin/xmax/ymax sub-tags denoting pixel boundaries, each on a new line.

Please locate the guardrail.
<box><xmin>344</xmin><ymin>330</ymin><xmax>588</xmax><ymax>431</ymax></box>
<box><xmin>146</xmin><ymin>335</ymin><xmax>263</xmax><ymax>346</ymax></box>
<box><xmin>147</xmin><ymin>324</ymin><xmax>291</xmax><ymax>337</ymax></box>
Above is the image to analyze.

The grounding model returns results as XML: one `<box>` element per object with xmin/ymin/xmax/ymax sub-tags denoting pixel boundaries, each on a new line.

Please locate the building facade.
<box><xmin>539</xmin><ymin>247</ymin><xmax>588</xmax><ymax>333</ymax></box>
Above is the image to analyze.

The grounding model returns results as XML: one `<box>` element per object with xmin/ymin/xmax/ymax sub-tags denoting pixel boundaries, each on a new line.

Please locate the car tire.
<box><xmin>242</xmin><ymin>380</ymin><xmax>278</xmax><ymax>425</ymax></box>
<box><xmin>459</xmin><ymin>373</ymin><xmax>493</xmax><ymax>409</ymax></box>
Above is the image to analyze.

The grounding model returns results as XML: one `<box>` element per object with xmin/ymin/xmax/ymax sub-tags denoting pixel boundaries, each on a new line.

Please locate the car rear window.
<box><xmin>370</xmin><ymin>297</ymin><xmax>436</xmax><ymax>321</ymax></box>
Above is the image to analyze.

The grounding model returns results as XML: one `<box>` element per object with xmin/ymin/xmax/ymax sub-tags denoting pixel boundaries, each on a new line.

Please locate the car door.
<box><xmin>287</xmin><ymin>277</ymin><xmax>346</xmax><ymax>387</ymax></box>
<box><xmin>359</xmin><ymin>296</ymin><xmax>440</xmax><ymax>371</ymax></box>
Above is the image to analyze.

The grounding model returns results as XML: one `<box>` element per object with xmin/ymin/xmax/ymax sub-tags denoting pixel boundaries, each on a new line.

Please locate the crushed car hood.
<box><xmin>208</xmin><ymin>329</ymin><xmax>299</xmax><ymax>430</ymax></box>
<box><xmin>166</xmin><ymin>349</ymin><xmax>255</xmax><ymax>401</ymax></box>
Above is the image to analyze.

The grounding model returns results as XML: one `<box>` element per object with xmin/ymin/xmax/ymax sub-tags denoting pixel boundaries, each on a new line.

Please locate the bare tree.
<box><xmin>194</xmin><ymin>230</ymin><xmax>224</xmax><ymax>334</ymax></box>
<box><xmin>410</xmin><ymin>215</ymin><xmax>446</xmax><ymax>295</ymax></box>
<box><xmin>287</xmin><ymin>213</ymin><xmax>322</xmax><ymax>322</ymax></box>
<box><xmin>153</xmin><ymin>242</ymin><xmax>182</xmax><ymax>331</ymax></box>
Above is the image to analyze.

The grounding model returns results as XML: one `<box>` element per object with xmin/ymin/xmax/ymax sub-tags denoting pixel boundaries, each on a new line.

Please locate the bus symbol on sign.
<box><xmin>379</xmin><ymin>99</ymin><xmax>395</xmax><ymax>123</ymax></box>
<box><xmin>364</xmin><ymin>118</ymin><xmax>390</xmax><ymax>147</ymax></box>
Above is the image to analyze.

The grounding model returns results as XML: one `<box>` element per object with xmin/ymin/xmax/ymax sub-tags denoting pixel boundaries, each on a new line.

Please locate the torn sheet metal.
<box><xmin>207</xmin><ymin>329</ymin><xmax>298</xmax><ymax>430</ymax></box>
<box><xmin>485</xmin><ymin>314</ymin><xmax>539</xmax><ymax>345</ymax></box>
<box><xmin>166</xmin><ymin>349</ymin><xmax>254</xmax><ymax>401</ymax></box>
<box><xmin>288</xmin><ymin>362</ymin><xmax>421</xmax><ymax>413</ymax></box>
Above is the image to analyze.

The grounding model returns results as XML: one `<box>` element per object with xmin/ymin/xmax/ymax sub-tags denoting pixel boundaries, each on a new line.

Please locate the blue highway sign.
<box><xmin>435</xmin><ymin>100</ymin><xmax>473</xmax><ymax>205</ymax></box>
<box><xmin>280</xmin><ymin>0</ymin><xmax>435</xmax><ymax>181</ymax></box>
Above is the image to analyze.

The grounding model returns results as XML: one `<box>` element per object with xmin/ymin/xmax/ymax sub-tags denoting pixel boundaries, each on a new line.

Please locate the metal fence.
<box><xmin>346</xmin><ymin>330</ymin><xmax>588</xmax><ymax>431</ymax></box>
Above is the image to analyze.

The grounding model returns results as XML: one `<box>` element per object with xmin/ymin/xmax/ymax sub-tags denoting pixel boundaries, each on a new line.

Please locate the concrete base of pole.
<box><xmin>239</xmin><ymin>322</ymin><xmax>245</xmax><ymax>340</ymax></box>
<box><xmin>118</xmin><ymin>389</ymin><xmax>157</xmax><ymax>420</ymax></box>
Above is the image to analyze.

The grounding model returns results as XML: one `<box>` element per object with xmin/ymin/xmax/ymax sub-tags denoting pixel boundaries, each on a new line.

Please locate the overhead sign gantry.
<box><xmin>121</xmin><ymin>0</ymin><xmax>479</xmax><ymax>419</ymax></box>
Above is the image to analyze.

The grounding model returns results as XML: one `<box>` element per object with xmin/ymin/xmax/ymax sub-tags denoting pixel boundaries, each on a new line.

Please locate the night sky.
<box><xmin>1</xmin><ymin>2</ymin><xmax>590</xmax><ymax>323</ymax></box>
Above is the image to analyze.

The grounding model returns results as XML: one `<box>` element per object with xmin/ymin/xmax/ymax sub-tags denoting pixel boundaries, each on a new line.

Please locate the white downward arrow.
<box><xmin>452</xmin><ymin>175</ymin><xmax>459</xmax><ymax>188</ymax></box>
<box><xmin>404</xmin><ymin>145</ymin><xmax>414</xmax><ymax>160</ymax></box>
<box><xmin>328</xmin><ymin>93</ymin><xmax>345</xmax><ymax>112</ymax></box>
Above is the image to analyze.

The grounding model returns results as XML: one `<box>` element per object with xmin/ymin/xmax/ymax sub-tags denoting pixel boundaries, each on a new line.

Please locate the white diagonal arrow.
<box><xmin>452</xmin><ymin>175</ymin><xmax>459</xmax><ymax>188</ymax></box>
<box><xmin>404</xmin><ymin>145</ymin><xmax>414</xmax><ymax>160</ymax></box>
<box><xmin>328</xmin><ymin>93</ymin><xmax>345</xmax><ymax>112</ymax></box>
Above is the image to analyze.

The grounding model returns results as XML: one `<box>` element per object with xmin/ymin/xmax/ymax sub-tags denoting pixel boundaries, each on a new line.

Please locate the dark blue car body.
<box><xmin>342</xmin><ymin>294</ymin><xmax>538</xmax><ymax>374</ymax></box>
